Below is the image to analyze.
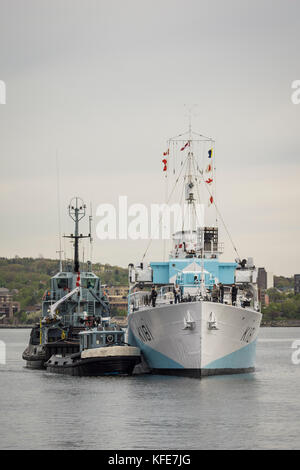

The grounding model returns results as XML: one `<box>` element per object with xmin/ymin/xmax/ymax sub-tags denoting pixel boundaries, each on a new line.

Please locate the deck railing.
<box><xmin>128</xmin><ymin>286</ymin><xmax>256</xmax><ymax>312</ymax></box>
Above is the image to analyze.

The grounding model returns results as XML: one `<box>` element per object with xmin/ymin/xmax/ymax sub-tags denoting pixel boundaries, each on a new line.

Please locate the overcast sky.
<box><xmin>0</xmin><ymin>0</ymin><xmax>299</xmax><ymax>276</ymax></box>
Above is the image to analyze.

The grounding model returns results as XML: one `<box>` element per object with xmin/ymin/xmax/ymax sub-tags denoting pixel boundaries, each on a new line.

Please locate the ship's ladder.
<box><xmin>87</xmin><ymin>301</ymin><xmax>95</xmax><ymax>316</ymax></box>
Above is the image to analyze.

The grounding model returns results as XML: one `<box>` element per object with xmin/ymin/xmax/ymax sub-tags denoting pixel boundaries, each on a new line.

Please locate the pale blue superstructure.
<box><xmin>151</xmin><ymin>258</ymin><xmax>237</xmax><ymax>288</ymax></box>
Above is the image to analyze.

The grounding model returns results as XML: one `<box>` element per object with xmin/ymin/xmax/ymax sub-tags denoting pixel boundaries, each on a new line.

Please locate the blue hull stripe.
<box><xmin>131</xmin><ymin>330</ymin><xmax>257</xmax><ymax>371</ymax></box>
<box><xmin>204</xmin><ymin>340</ymin><xmax>257</xmax><ymax>370</ymax></box>
<box><xmin>132</xmin><ymin>334</ymin><xmax>184</xmax><ymax>369</ymax></box>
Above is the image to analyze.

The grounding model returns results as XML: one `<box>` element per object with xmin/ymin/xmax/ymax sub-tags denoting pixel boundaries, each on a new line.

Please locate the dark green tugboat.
<box><xmin>23</xmin><ymin>197</ymin><xmax>113</xmax><ymax>370</ymax></box>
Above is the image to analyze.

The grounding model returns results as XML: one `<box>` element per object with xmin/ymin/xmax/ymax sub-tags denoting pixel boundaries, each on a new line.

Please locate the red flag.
<box><xmin>205</xmin><ymin>178</ymin><xmax>213</xmax><ymax>184</ymax></box>
<box><xmin>209</xmin><ymin>196</ymin><xmax>214</xmax><ymax>205</ymax></box>
<box><xmin>206</xmin><ymin>164</ymin><xmax>212</xmax><ymax>172</ymax></box>
<box><xmin>163</xmin><ymin>149</ymin><xmax>169</xmax><ymax>156</ymax></box>
<box><xmin>180</xmin><ymin>141</ymin><xmax>190</xmax><ymax>151</ymax></box>
<box><xmin>162</xmin><ymin>159</ymin><xmax>167</xmax><ymax>171</ymax></box>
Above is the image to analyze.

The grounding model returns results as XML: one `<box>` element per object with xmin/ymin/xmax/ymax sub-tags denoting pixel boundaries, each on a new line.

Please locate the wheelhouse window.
<box><xmin>57</xmin><ymin>278</ymin><xmax>69</xmax><ymax>290</ymax></box>
<box><xmin>81</xmin><ymin>278</ymin><xmax>96</xmax><ymax>289</ymax></box>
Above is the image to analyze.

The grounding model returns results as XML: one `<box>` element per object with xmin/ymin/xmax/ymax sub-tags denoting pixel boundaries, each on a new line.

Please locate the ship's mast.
<box><xmin>64</xmin><ymin>197</ymin><xmax>90</xmax><ymax>273</ymax></box>
<box><xmin>184</xmin><ymin>115</ymin><xmax>198</xmax><ymax>233</ymax></box>
<box><xmin>166</xmin><ymin>119</ymin><xmax>217</xmax><ymax>259</ymax></box>
<box><xmin>141</xmin><ymin>121</ymin><xmax>215</xmax><ymax>261</ymax></box>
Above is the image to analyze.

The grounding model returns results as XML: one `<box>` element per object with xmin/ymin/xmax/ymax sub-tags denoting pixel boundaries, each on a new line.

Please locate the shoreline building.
<box><xmin>0</xmin><ymin>288</ymin><xmax>20</xmax><ymax>322</ymax></box>
<box><xmin>257</xmin><ymin>268</ymin><xmax>274</xmax><ymax>307</ymax></box>
<box><xmin>257</xmin><ymin>268</ymin><xmax>274</xmax><ymax>290</ymax></box>
<box><xmin>106</xmin><ymin>286</ymin><xmax>128</xmax><ymax>314</ymax></box>
<box><xmin>294</xmin><ymin>274</ymin><xmax>300</xmax><ymax>295</ymax></box>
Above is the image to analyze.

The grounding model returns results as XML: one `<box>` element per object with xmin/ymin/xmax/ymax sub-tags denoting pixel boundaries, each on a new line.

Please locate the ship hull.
<box><xmin>46</xmin><ymin>355</ymin><xmax>141</xmax><ymax>376</ymax></box>
<box><xmin>46</xmin><ymin>345</ymin><xmax>141</xmax><ymax>377</ymax></box>
<box><xmin>128</xmin><ymin>301</ymin><xmax>262</xmax><ymax>377</ymax></box>
<box><xmin>22</xmin><ymin>335</ymin><xmax>80</xmax><ymax>370</ymax></box>
<box><xmin>24</xmin><ymin>359</ymin><xmax>46</xmax><ymax>370</ymax></box>
<box><xmin>22</xmin><ymin>344</ymin><xmax>47</xmax><ymax>369</ymax></box>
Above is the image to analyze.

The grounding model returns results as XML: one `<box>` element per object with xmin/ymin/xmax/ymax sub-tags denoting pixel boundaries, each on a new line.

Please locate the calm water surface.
<box><xmin>0</xmin><ymin>328</ymin><xmax>300</xmax><ymax>450</ymax></box>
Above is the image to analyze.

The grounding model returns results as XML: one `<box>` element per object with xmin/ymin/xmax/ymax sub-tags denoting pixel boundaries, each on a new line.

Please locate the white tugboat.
<box><xmin>127</xmin><ymin>124</ymin><xmax>262</xmax><ymax>377</ymax></box>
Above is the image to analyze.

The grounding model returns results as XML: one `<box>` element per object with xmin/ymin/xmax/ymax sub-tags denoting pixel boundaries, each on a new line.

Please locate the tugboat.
<box><xmin>23</xmin><ymin>197</ymin><xmax>113</xmax><ymax>369</ymax></box>
<box><xmin>46</xmin><ymin>319</ymin><xmax>141</xmax><ymax>376</ymax></box>
<box><xmin>127</xmin><ymin>124</ymin><xmax>262</xmax><ymax>377</ymax></box>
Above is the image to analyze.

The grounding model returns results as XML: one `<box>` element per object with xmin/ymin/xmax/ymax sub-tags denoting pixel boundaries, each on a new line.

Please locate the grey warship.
<box><xmin>23</xmin><ymin>197</ymin><xmax>140</xmax><ymax>375</ymax></box>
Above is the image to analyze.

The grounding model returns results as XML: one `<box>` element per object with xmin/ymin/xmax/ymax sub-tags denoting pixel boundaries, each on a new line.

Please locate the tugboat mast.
<box><xmin>64</xmin><ymin>197</ymin><xmax>90</xmax><ymax>273</ymax></box>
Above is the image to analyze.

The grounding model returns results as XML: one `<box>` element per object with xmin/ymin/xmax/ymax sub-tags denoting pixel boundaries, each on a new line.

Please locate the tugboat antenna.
<box><xmin>89</xmin><ymin>203</ymin><xmax>94</xmax><ymax>266</ymax></box>
<box><xmin>56</xmin><ymin>151</ymin><xmax>63</xmax><ymax>272</ymax></box>
<box><xmin>56</xmin><ymin>249</ymin><xmax>64</xmax><ymax>272</ymax></box>
<box><xmin>64</xmin><ymin>197</ymin><xmax>91</xmax><ymax>273</ymax></box>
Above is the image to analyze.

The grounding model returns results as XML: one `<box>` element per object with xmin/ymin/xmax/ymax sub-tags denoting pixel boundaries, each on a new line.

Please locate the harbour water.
<box><xmin>0</xmin><ymin>327</ymin><xmax>299</xmax><ymax>450</ymax></box>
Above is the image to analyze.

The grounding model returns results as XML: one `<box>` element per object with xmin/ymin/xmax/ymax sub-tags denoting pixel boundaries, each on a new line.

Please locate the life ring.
<box><xmin>106</xmin><ymin>334</ymin><xmax>114</xmax><ymax>344</ymax></box>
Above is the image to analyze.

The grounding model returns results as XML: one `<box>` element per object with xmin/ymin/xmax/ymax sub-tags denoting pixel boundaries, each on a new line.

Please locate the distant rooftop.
<box><xmin>0</xmin><ymin>287</ymin><xmax>10</xmax><ymax>294</ymax></box>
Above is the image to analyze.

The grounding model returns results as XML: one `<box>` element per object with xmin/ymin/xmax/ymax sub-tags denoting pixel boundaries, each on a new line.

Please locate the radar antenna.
<box><xmin>63</xmin><ymin>197</ymin><xmax>91</xmax><ymax>273</ymax></box>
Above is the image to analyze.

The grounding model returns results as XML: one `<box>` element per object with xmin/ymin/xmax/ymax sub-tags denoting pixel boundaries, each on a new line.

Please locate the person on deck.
<box><xmin>219</xmin><ymin>283</ymin><xmax>224</xmax><ymax>303</ymax></box>
<box><xmin>150</xmin><ymin>286</ymin><xmax>158</xmax><ymax>307</ymax></box>
<box><xmin>212</xmin><ymin>284</ymin><xmax>219</xmax><ymax>302</ymax></box>
<box><xmin>173</xmin><ymin>285</ymin><xmax>181</xmax><ymax>304</ymax></box>
<box><xmin>231</xmin><ymin>284</ymin><xmax>238</xmax><ymax>306</ymax></box>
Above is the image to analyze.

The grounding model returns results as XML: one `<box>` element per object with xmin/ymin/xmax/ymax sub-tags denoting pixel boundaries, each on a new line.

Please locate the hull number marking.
<box><xmin>137</xmin><ymin>323</ymin><xmax>154</xmax><ymax>343</ymax></box>
<box><xmin>241</xmin><ymin>327</ymin><xmax>255</xmax><ymax>343</ymax></box>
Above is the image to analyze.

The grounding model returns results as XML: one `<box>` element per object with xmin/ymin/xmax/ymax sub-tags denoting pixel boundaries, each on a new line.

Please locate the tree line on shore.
<box><xmin>262</xmin><ymin>288</ymin><xmax>300</xmax><ymax>322</ymax></box>
<box><xmin>0</xmin><ymin>257</ymin><xmax>128</xmax><ymax>324</ymax></box>
<box><xmin>0</xmin><ymin>257</ymin><xmax>298</xmax><ymax>324</ymax></box>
